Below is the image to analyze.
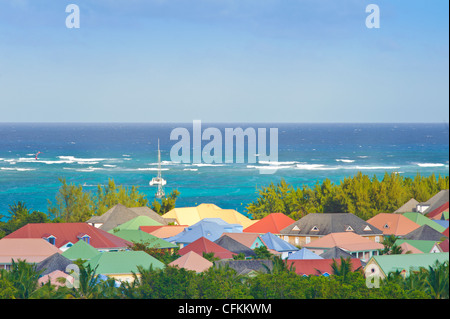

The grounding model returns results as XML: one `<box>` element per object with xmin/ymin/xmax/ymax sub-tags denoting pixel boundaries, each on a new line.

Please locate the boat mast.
<box><xmin>150</xmin><ymin>138</ymin><xmax>166</xmax><ymax>199</ymax></box>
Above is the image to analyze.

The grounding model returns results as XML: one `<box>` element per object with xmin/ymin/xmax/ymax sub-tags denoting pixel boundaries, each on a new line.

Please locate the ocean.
<box><xmin>0</xmin><ymin>122</ymin><xmax>448</xmax><ymax>220</ymax></box>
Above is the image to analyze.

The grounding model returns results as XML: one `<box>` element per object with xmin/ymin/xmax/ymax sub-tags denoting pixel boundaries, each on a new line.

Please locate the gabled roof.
<box><xmin>243</xmin><ymin>213</ymin><xmax>295</xmax><ymax>234</ymax></box>
<box><xmin>61</xmin><ymin>240</ymin><xmax>101</xmax><ymax>261</ymax></box>
<box><xmin>218</xmin><ymin>232</ymin><xmax>264</xmax><ymax>249</ymax></box>
<box><xmin>165</xmin><ymin>218</ymin><xmax>243</xmax><ymax>245</ymax></box>
<box><xmin>443</xmin><ymin>228</ymin><xmax>449</xmax><ymax>237</ymax></box>
<box><xmin>287</xmin><ymin>248</ymin><xmax>324</xmax><ymax>260</ymax></box>
<box><xmin>366</xmin><ymin>213</ymin><xmax>420</xmax><ymax>236</ymax></box>
<box><xmin>214</xmin><ymin>235</ymin><xmax>256</xmax><ymax>257</ymax></box>
<box><xmin>395</xmin><ymin>239</ymin><xmax>439</xmax><ymax>253</ymax></box>
<box><xmin>38</xmin><ymin>270</ymin><xmax>74</xmax><ymax>287</ymax></box>
<box><xmin>397</xmin><ymin>242</ymin><xmax>423</xmax><ymax>254</ymax></box>
<box><xmin>178</xmin><ymin>237</ymin><xmax>236</xmax><ymax>260</ymax></box>
<box><xmin>426</xmin><ymin>202</ymin><xmax>449</xmax><ymax>220</ymax></box>
<box><xmin>109</xmin><ymin>215</ymin><xmax>162</xmax><ymax>232</ymax></box>
<box><xmin>287</xmin><ymin>258</ymin><xmax>363</xmax><ymax>276</ymax></box>
<box><xmin>128</xmin><ymin>206</ymin><xmax>173</xmax><ymax>225</ymax></box>
<box><xmin>0</xmin><ymin>238</ymin><xmax>62</xmax><ymax>264</ymax></box>
<box><xmin>438</xmin><ymin>239</ymin><xmax>449</xmax><ymax>252</ymax></box>
<box><xmin>85</xmin><ymin>250</ymin><xmax>165</xmax><ymax>275</ymax></box>
<box><xmin>402</xmin><ymin>224</ymin><xmax>448</xmax><ymax>241</ymax></box>
<box><xmin>214</xmin><ymin>259</ymin><xmax>274</xmax><ymax>275</ymax></box>
<box><xmin>168</xmin><ymin>251</ymin><xmax>213</xmax><ymax>273</ymax></box>
<box><xmin>5</xmin><ymin>223</ymin><xmax>131</xmax><ymax>250</ymax></box>
<box><xmin>36</xmin><ymin>253</ymin><xmax>73</xmax><ymax>276</ymax></box>
<box><xmin>281</xmin><ymin>213</ymin><xmax>383</xmax><ymax>236</ymax></box>
<box><xmin>303</xmin><ymin>232</ymin><xmax>384</xmax><ymax>252</ymax></box>
<box><xmin>162</xmin><ymin>203</ymin><xmax>256</xmax><ymax>228</ymax></box>
<box><xmin>402</xmin><ymin>212</ymin><xmax>446</xmax><ymax>232</ymax></box>
<box><xmin>109</xmin><ymin>229</ymin><xmax>177</xmax><ymax>249</ymax></box>
<box><xmin>420</xmin><ymin>190</ymin><xmax>449</xmax><ymax>214</ymax></box>
<box><xmin>319</xmin><ymin>247</ymin><xmax>354</xmax><ymax>260</ymax></box>
<box><xmin>394</xmin><ymin>198</ymin><xmax>419</xmax><ymax>213</ymax></box>
<box><xmin>260</xmin><ymin>233</ymin><xmax>299</xmax><ymax>252</ymax></box>
<box><xmin>140</xmin><ymin>225</ymin><xmax>187</xmax><ymax>239</ymax></box>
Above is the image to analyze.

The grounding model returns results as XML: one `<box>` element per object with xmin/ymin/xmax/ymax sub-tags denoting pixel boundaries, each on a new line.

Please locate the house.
<box><xmin>366</xmin><ymin>213</ymin><xmax>420</xmax><ymax>237</ymax></box>
<box><xmin>281</xmin><ymin>213</ymin><xmax>383</xmax><ymax>247</ymax></box>
<box><xmin>394</xmin><ymin>239</ymin><xmax>443</xmax><ymax>254</ymax></box>
<box><xmin>260</xmin><ymin>232</ymin><xmax>299</xmax><ymax>260</ymax></box>
<box><xmin>165</xmin><ymin>218</ymin><xmax>243</xmax><ymax>248</ymax></box>
<box><xmin>109</xmin><ymin>215</ymin><xmax>162</xmax><ymax>232</ymax></box>
<box><xmin>161</xmin><ymin>203</ymin><xmax>256</xmax><ymax>228</ymax></box>
<box><xmin>86</xmin><ymin>204</ymin><xmax>169</xmax><ymax>231</ymax></box>
<box><xmin>140</xmin><ymin>225</ymin><xmax>187</xmax><ymax>239</ymax></box>
<box><xmin>214</xmin><ymin>235</ymin><xmax>256</xmax><ymax>259</ymax></box>
<box><xmin>168</xmin><ymin>251</ymin><xmax>213</xmax><ymax>273</ymax></box>
<box><xmin>287</xmin><ymin>248</ymin><xmax>324</xmax><ymax>261</ymax></box>
<box><xmin>85</xmin><ymin>250</ymin><xmax>165</xmax><ymax>282</ymax></box>
<box><xmin>303</xmin><ymin>232</ymin><xmax>384</xmax><ymax>262</ymax></box>
<box><xmin>4</xmin><ymin>223</ymin><xmax>131</xmax><ymax>252</ymax></box>
<box><xmin>438</xmin><ymin>239</ymin><xmax>449</xmax><ymax>252</ymax></box>
<box><xmin>402</xmin><ymin>224</ymin><xmax>448</xmax><ymax>241</ymax></box>
<box><xmin>178</xmin><ymin>237</ymin><xmax>236</xmax><ymax>260</ymax></box>
<box><xmin>319</xmin><ymin>247</ymin><xmax>355</xmax><ymax>260</ymax></box>
<box><xmin>426</xmin><ymin>202</ymin><xmax>449</xmax><ymax>221</ymax></box>
<box><xmin>214</xmin><ymin>259</ymin><xmax>274</xmax><ymax>277</ymax></box>
<box><xmin>416</xmin><ymin>190</ymin><xmax>449</xmax><ymax>214</ymax></box>
<box><xmin>402</xmin><ymin>212</ymin><xmax>446</xmax><ymax>232</ymax></box>
<box><xmin>217</xmin><ymin>232</ymin><xmax>265</xmax><ymax>250</ymax></box>
<box><xmin>109</xmin><ymin>229</ymin><xmax>178</xmax><ymax>250</ymax></box>
<box><xmin>243</xmin><ymin>213</ymin><xmax>295</xmax><ymax>235</ymax></box>
<box><xmin>396</xmin><ymin>242</ymin><xmax>424</xmax><ymax>254</ymax></box>
<box><xmin>61</xmin><ymin>240</ymin><xmax>101</xmax><ymax>261</ymax></box>
<box><xmin>0</xmin><ymin>238</ymin><xmax>62</xmax><ymax>270</ymax></box>
<box><xmin>38</xmin><ymin>270</ymin><xmax>74</xmax><ymax>288</ymax></box>
<box><xmin>287</xmin><ymin>258</ymin><xmax>363</xmax><ymax>276</ymax></box>
<box><xmin>394</xmin><ymin>198</ymin><xmax>419</xmax><ymax>213</ymax></box>
<box><xmin>364</xmin><ymin>252</ymin><xmax>449</xmax><ymax>279</ymax></box>
<box><xmin>36</xmin><ymin>253</ymin><xmax>73</xmax><ymax>276</ymax></box>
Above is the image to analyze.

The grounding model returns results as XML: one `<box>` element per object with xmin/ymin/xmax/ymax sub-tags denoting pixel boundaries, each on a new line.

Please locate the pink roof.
<box><xmin>169</xmin><ymin>251</ymin><xmax>213</xmax><ymax>273</ymax></box>
<box><xmin>219</xmin><ymin>232</ymin><xmax>263</xmax><ymax>248</ymax></box>
<box><xmin>398</xmin><ymin>242</ymin><xmax>423</xmax><ymax>254</ymax></box>
<box><xmin>0</xmin><ymin>238</ymin><xmax>62</xmax><ymax>264</ymax></box>
<box><xmin>427</xmin><ymin>202</ymin><xmax>449</xmax><ymax>220</ymax></box>
<box><xmin>367</xmin><ymin>213</ymin><xmax>421</xmax><ymax>236</ymax></box>
<box><xmin>303</xmin><ymin>232</ymin><xmax>384</xmax><ymax>252</ymax></box>
<box><xmin>140</xmin><ymin>225</ymin><xmax>187</xmax><ymax>238</ymax></box>
<box><xmin>178</xmin><ymin>237</ymin><xmax>236</xmax><ymax>259</ymax></box>
<box><xmin>243</xmin><ymin>213</ymin><xmax>295</xmax><ymax>234</ymax></box>
<box><xmin>38</xmin><ymin>270</ymin><xmax>74</xmax><ymax>287</ymax></box>
<box><xmin>287</xmin><ymin>258</ymin><xmax>362</xmax><ymax>276</ymax></box>
<box><xmin>5</xmin><ymin>223</ymin><xmax>131</xmax><ymax>250</ymax></box>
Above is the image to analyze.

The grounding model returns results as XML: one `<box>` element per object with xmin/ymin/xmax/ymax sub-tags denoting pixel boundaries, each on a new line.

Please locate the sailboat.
<box><xmin>149</xmin><ymin>139</ymin><xmax>166</xmax><ymax>198</ymax></box>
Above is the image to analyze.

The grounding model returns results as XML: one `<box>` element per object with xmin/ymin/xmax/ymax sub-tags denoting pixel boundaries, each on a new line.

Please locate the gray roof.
<box><xmin>319</xmin><ymin>247</ymin><xmax>354</xmax><ymax>260</ymax></box>
<box><xmin>214</xmin><ymin>235</ymin><xmax>256</xmax><ymax>257</ymax></box>
<box><xmin>280</xmin><ymin>213</ymin><xmax>383</xmax><ymax>236</ymax></box>
<box><xmin>129</xmin><ymin>206</ymin><xmax>174</xmax><ymax>225</ymax></box>
<box><xmin>86</xmin><ymin>204</ymin><xmax>169</xmax><ymax>231</ymax></box>
<box><xmin>214</xmin><ymin>259</ymin><xmax>273</xmax><ymax>275</ymax></box>
<box><xmin>421</xmin><ymin>190</ymin><xmax>449</xmax><ymax>214</ymax></box>
<box><xmin>394</xmin><ymin>198</ymin><xmax>419</xmax><ymax>213</ymax></box>
<box><xmin>402</xmin><ymin>224</ymin><xmax>448</xmax><ymax>241</ymax></box>
<box><xmin>36</xmin><ymin>253</ymin><xmax>73</xmax><ymax>277</ymax></box>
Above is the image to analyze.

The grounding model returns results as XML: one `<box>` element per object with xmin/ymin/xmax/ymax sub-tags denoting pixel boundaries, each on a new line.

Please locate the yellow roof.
<box><xmin>162</xmin><ymin>203</ymin><xmax>257</xmax><ymax>228</ymax></box>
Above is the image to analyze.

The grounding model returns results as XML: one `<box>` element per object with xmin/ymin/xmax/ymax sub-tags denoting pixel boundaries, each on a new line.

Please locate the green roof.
<box><xmin>85</xmin><ymin>250</ymin><xmax>165</xmax><ymax>275</ymax></box>
<box><xmin>108</xmin><ymin>215</ymin><xmax>163</xmax><ymax>232</ymax></box>
<box><xmin>402</xmin><ymin>212</ymin><xmax>446</xmax><ymax>232</ymax></box>
<box><xmin>395</xmin><ymin>239</ymin><xmax>438</xmax><ymax>253</ymax></box>
<box><xmin>368</xmin><ymin>253</ymin><xmax>449</xmax><ymax>277</ymax></box>
<box><xmin>110</xmin><ymin>229</ymin><xmax>177</xmax><ymax>249</ymax></box>
<box><xmin>61</xmin><ymin>240</ymin><xmax>101</xmax><ymax>261</ymax></box>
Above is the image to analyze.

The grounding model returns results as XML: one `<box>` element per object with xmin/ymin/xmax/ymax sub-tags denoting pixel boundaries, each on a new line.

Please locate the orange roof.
<box><xmin>38</xmin><ymin>270</ymin><xmax>74</xmax><ymax>287</ymax></box>
<box><xmin>243</xmin><ymin>213</ymin><xmax>295</xmax><ymax>234</ymax></box>
<box><xmin>367</xmin><ymin>213</ymin><xmax>421</xmax><ymax>236</ymax></box>
<box><xmin>140</xmin><ymin>225</ymin><xmax>187</xmax><ymax>238</ymax></box>
<box><xmin>169</xmin><ymin>251</ymin><xmax>213</xmax><ymax>273</ymax></box>
<box><xmin>287</xmin><ymin>258</ymin><xmax>362</xmax><ymax>276</ymax></box>
<box><xmin>303</xmin><ymin>232</ymin><xmax>384</xmax><ymax>252</ymax></box>
<box><xmin>0</xmin><ymin>238</ymin><xmax>63</xmax><ymax>264</ymax></box>
<box><xmin>398</xmin><ymin>242</ymin><xmax>423</xmax><ymax>254</ymax></box>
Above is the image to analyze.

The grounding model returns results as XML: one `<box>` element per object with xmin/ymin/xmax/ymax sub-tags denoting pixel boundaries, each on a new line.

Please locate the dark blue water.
<box><xmin>0</xmin><ymin>123</ymin><xmax>448</xmax><ymax>220</ymax></box>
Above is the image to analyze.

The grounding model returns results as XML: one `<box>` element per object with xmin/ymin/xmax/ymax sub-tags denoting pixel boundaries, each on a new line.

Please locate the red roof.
<box><xmin>5</xmin><ymin>223</ymin><xmax>131</xmax><ymax>250</ymax></box>
<box><xmin>426</xmin><ymin>202</ymin><xmax>449</xmax><ymax>220</ymax></box>
<box><xmin>243</xmin><ymin>213</ymin><xmax>295</xmax><ymax>234</ymax></box>
<box><xmin>178</xmin><ymin>237</ymin><xmax>236</xmax><ymax>260</ymax></box>
<box><xmin>140</xmin><ymin>226</ymin><xmax>164</xmax><ymax>233</ymax></box>
<box><xmin>443</xmin><ymin>227</ymin><xmax>449</xmax><ymax>238</ymax></box>
<box><xmin>287</xmin><ymin>258</ymin><xmax>363</xmax><ymax>276</ymax></box>
<box><xmin>438</xmin><ymin>239</ymin><xmax>449</xmax><ymax>252</ymax></box>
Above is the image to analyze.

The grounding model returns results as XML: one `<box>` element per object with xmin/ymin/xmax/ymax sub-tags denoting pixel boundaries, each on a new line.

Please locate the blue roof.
<box><xmin>434</xmin><ymin>220</ymin><xmax>449</xmax><ymax>229</ymax></box>
<box><xmin>260</xmin><ymin>232</ymin><xmax>299</xmax><ymax>252</ymax></box>
<box><xmin>287</xmin><ymin>248</ymin><xmax>324</xmax><ymax>260</ymax></box>
<box><xmin>166</xmin><ymin>218</ymin><xmax>243</xmax><ymax>245</ymax></box>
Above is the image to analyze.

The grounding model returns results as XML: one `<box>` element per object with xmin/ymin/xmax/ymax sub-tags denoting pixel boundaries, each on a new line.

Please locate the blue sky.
<box><xmin>0</xmin><ymin>0</ymin><xmax>448</xmax><ymax>122</ymax></box>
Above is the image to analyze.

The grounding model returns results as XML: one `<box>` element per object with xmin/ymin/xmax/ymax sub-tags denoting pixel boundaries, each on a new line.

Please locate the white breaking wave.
<box><xmin>258</xmin><ymin>160</ymin><xmax>298</xmax><ymax>166</ymax></box>
<box><xmin>416</xmin><ymin>163</ymin><xmax>445</xmax><ymax>167</ymax></box>
<box><xmin>247</xmin><ymin>165</ymin><xmax>292</xmax><ymax>170</ymax></box>
<box><xmin>183</xmin><ymin>168</ymin><xmax>199</xmax><ymax>171</ymax></box>
<box><xmin>295</xmin><ymin>164</ymin><xmax>334</xmax><ymax>170</ymax></box>
<box><xmin>191</xmin><ymin>163</ymin><xmax>225</xmax><ymax>167</ymax></box>
<box><xmin>1</xmin><ymin>167</ymin><xmax>35</xmax><ymax>171</ymax></box>
<box><xmin>336</xmin><ymin>159</ymin><xmax>355</xmax><ymax>163</ymax></box>
<box><xmin>103</xmin><ymin>164</ymin><xmax>117</xmax><ymax>168</ymax></box>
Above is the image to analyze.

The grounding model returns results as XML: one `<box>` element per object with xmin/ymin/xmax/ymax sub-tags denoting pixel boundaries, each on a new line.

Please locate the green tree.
<box><xmin>0</xmin><ymin>202</ymin><xmax>50</xmax><ymax>238</ymax></box>
<box><xmin>151</xmin><ymin>189</ymin><xmax>180</xmax><ymax>215</ymax></box>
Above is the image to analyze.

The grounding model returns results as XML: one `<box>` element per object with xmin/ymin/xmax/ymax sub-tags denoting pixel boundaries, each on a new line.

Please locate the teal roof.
<box><xmin>111</xmin><ymin>229</ymin><xmax>177</xmax><ymax>249</ymax></box>
<box><xmin>85</xmin><ymin>250</ymin><xmax>165</xmax><ymax>275</ymax></box>
<box><xmin>402</xmin><ymin>212</ymin><xmax>446</xmax><ymax>232</ymax></box>
<box><xmin>109</xmin><ymin>215</ymin><xmax>163</xmax><ymax>232</ymax></box>
<box><xmin>61</xmin><ymin>240</ymin><xmax>101</xmax><ymax>261</ymax></box>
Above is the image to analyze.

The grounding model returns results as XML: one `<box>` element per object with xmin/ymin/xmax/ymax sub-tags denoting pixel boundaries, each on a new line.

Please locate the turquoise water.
<box><xmin>0</xmin><ymin>123</ymin><xmax>448</xmax><ymax>219</ymax></box>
